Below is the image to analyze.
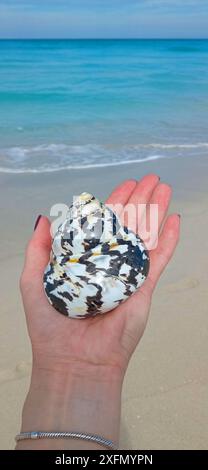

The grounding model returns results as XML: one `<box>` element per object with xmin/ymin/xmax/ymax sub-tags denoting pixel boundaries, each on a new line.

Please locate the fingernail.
<box><xmin>158</xmin><ymin>176</ymin><xmax>161</xmax><ymax>180</ymax></box>
<box><xmin>34</xmin><ymin>215</ymin><xmax>42</xmax><ymax>231</ymax></box>
<box><xmin>178</xmin><ymin>214</ymin><xmax>181</xmax><ymax>218</ymax></box>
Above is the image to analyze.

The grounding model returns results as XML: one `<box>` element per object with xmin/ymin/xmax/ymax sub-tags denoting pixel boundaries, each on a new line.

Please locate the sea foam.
<box><xmin>0</xmin><ymin>142</ymin><xmax>208</xmax><ymax>174</ymax></box>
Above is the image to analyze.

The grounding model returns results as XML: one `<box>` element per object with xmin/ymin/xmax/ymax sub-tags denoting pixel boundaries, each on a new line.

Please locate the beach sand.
<box><xmin>0</xmin><ymin>154</ymin><xmax>208</xmax><ymax>450</ymax></box>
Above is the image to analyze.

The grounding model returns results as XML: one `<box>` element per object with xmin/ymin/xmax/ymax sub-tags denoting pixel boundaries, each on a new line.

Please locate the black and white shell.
<box><xmin>43</xmin><ymin>192</ymin><xmax>150</xmax><ymax>318</ymax></box>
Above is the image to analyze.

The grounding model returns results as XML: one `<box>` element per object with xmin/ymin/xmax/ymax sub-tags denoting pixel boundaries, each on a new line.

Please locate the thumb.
<box><xmin>23</xmin><ymin>215</ymin><xmax>52</xmax><ymax>278</ymax></box>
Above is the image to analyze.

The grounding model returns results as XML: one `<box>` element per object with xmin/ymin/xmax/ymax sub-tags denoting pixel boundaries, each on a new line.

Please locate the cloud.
<box><xmin>2</xmin><ymin>0</ymin><xmax>208</xmax><ymax>8</ymax></box>
<box><xmin>1</xmin><ymin>0</ymin><xmax>208</xmax><ymax>14</ymax></box>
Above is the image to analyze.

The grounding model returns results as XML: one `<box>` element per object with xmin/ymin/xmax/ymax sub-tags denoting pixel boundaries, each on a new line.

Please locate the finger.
<box><xmin>20</xmin><ymin>216</ymin><xmax>53</xmax><ymax>319</ymax></box>
<box><xmin>106</xmin><ymin>179</ymin><xmax>137</xmax><ymax>215</ymax></box>
<box><xmin>23</xmin><ymin>215</ymin><xmax>52</xmax><ymax>278</ymax></box>
<box><xmin>141</xmin><ymin>214</ymin><xmax>180</xmax><ymax>296</ymax></box>
<box><xmin>143</xmin><ymin>183</ymin><xmax>172</xmax><ymax>235</ymax></box>
<box><xmin>122</xmin><ymin>174</ymin><xmax>160</xmax><ymax>232</ymax></box>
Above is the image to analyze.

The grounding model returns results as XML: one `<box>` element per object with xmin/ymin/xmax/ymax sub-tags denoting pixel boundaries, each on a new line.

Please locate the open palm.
<box><xmin>20</xmin><ymin>175</ymin><xmax>180</xmax><ymax>380</ymax></box>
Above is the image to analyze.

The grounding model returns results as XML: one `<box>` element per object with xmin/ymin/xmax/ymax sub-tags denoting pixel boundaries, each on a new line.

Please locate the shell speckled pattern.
<box><xmin>43</xmin><ymin>193</ymin><xmax>150</xmax><ymax>319</ymax></box>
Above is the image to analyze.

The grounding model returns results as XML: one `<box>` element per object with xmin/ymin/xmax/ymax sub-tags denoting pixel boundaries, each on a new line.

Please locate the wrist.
<box><xmin>17</xmin><ymin>361</ymin><xmax>123</xmax><ymax>449</ymax></box>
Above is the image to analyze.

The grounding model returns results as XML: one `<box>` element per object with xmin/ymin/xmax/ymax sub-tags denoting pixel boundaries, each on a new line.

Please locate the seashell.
<box><xmin>43</xmin><ymin>192</ymin><xmax>150</xmax><ymax>319</ymax></box>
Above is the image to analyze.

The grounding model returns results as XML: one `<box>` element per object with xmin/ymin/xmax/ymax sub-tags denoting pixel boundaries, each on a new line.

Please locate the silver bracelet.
<box><xmin>15</xmin><ymin>431</ymin><xmax>117</xmax><ymax>450</ymax></box>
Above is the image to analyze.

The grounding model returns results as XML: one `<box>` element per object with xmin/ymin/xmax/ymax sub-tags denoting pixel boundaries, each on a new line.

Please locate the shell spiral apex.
<box><xmin>43</xmin><ymin>193</ymin><xmax>150</xmax><ymax>319</ymax></box>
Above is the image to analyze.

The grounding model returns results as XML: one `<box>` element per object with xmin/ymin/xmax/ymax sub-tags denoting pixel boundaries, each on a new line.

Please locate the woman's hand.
<box><xmin>21</xmin><ymin>174</ymin><xmax>179</xmax><ymax>378</ymax></box>
<box><xmin>18</xmin><ymin>175</ymin><xmax>180</xmax><ymax>449</ymax></box>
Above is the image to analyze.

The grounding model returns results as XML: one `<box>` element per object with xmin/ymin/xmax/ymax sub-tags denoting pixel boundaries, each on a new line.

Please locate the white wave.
<box><xmin>2</xmin><ymin>142</ymin><xmax>208</xmax><ymax>157</ymax></box>
<box><xmin>0</xmin><ymin>142</ymin><xmax>207</xmax><ymax>174</ymax></box>
<box><xmin>0</xmin><ymin>154</ymin><xmax>166</xmax><ymax>174</ymax></box>
<box><xmin>143</xmin><ymin>143</ymin><xmax>208</xmax><ymax>149</ymax></box>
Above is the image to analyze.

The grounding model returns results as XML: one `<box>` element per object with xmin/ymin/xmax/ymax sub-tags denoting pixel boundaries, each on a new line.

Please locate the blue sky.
<box><xmin>0</xmin><ymin>0</ymin><xmax>208</xmax><ymax>39</ymax></box>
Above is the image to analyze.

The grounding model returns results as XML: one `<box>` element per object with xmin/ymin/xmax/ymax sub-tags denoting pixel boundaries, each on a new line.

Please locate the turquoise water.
<box><xmin>0</xmin><ymin>39</ymin><xmax>208</xmax><ymax>172</ymax></box>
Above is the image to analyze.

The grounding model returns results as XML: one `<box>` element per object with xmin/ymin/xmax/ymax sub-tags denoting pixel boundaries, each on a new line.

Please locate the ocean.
<box><xmin>0</xmin><ymin>39</ymin><xmax>208</xmax><ymax>173</ymax></box>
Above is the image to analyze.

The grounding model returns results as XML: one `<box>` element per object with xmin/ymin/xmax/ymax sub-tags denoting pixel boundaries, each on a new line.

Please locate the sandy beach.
<box><xmin>0</xmin><ymin>153</ymin><xmax>208</xmax><ymax>450</ymax></box>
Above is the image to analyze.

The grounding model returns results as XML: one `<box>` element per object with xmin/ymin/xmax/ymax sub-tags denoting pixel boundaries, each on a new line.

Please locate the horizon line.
<box><xmin>0</xmin><ymin>37</ymin><xmax>208</xmax><ymax>40</ymax></box>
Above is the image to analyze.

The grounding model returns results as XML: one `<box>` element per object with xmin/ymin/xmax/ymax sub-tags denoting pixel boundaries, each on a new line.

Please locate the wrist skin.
<box><xmin>16</xmin><ymin>359</ymin><xmax>123</xmax><ymax>450</ymax></box>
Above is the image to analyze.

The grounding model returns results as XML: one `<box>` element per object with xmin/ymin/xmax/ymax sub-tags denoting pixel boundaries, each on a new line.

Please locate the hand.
<box><xmin>20</xmin><ymin>174</ymin><xmax>180</xmax><ymax>380</ymax></box>
<box><xmin>18</xmin><ymin>174</ymin><xmax>180</xmax><ymax>449</ymax></box>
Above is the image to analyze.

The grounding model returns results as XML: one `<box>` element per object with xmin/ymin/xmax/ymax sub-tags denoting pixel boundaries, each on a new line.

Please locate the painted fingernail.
<box><xmin>34</xmin><ymin>215</ymin><xmax>42</xmax><ymax>231</ymax></box>
<box><xmin>178</xmin><ymin>214</ymin><xmax>181</xmax><ymax>218</ymax></box>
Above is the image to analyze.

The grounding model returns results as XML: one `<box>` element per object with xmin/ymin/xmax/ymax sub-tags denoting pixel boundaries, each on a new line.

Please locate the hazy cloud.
<box><xmin>0</xmin><ymin>0</ymin><xmax>207</xmax><ymax>38</ymax></box>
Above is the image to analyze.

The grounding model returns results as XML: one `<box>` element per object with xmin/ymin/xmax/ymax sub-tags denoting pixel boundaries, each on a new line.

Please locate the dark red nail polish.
<box><xmin>34</xmin><ymin>215</ymin><xmax>42</xmax><ymax>231</ymax></box>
